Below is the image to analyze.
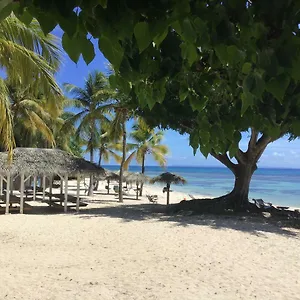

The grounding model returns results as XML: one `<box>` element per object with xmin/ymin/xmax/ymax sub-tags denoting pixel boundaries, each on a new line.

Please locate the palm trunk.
<box><xmin>166</xmin><ymin>182</ymin><xmax>170</xmax><ymax>205</ymax></box>
<box><xmin>88</xmin><ymin>147</ymin><xmax>94</xmax><ymax>196</ymax></box>
<box><xmin>139</xmin><ymin>154</ymin><xmax>145</xmax><ymax>196</ymax></box>
<box><xmin>94</xmin><ymin>149</ymin><xmax>102</xmax><ymax>191</ymax></box>
<box><xmin>136</xmin><ymin>183</ymin><xmax>139</xmax><ymax>200</ymax></box>
<box><xmin>98</xmin><ymin>149</ymin><xmax>102</xmax><ymax>166</ymax></box>
<box><xmin>107</xmin><ymin>179</ymin><xmax>110</xmax><ymax>194</ymax></box>
<box><xmin>119</xmin><ymin>121</ymin><xmax>126</xmax><ymax>202</ymax></box>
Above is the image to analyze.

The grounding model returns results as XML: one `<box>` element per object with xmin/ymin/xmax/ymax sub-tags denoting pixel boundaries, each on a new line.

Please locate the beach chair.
<box><xmin>253</xmin><ymin>199</ymin><xmax>272</xmax><ymax>209</ymax></box>
<box><xmin>146</xmin><ymin>194</ymin><xmax>158</xmax><ymax>204</ymax></box>
<box><xmin>113</xmin><ymin>185</ymin><xmax>130</xmax><ymax>196</ymax></box>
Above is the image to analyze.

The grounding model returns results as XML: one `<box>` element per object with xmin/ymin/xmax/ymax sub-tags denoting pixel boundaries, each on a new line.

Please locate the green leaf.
<box><xmin>62</xmin><ymin>33</ymin><xmax>81</xmax><ymax>63</ymax></box>
<box><xmin>189</xmin><ymin>95</ymin><xmax>205</xmax><ymax>111</ymax></box>
<box><xmin>292</xmin><ymin>121</ymin><xmax>300</xmax><ymax>136</ymax></box>
<box><xmin>180</xmin><ymin>43</ymin><xmax>198</xmax><ymax>66</ymax></box>
<box><xmin>214</xmin><ymin>44</ymin><xmax>227</xmax><ymax>65</ymax></box>
<box><xmin>266</xmin><ymin>74</ymin><xmax>290</xmax><ymax>103</ymax></box>
<box><xmin>242</xmin><ymin>62</ymin><xmax>252</xmax><ymax>74</ymax></box>
<box><xmin>181</xmin><ymin>18</ymin><xmax>196</xmax><ymax>43</ymax></box>
<box><xmin>189</xmin><ymin>130</ymin><xmax>199</xmax><ymax>155</ymax></box>
<box><xmin>153</xmin><ymin>27</ymin><xmax>168</xmax><ymax>46</ymax></box>
<box><xmin>17</xmin><ymin>9</ymin><xmax>33</xmax><ymax>25</ymax></box>
<box><xmin>227</xmin><ymin>45</ymin><xmax>245</xmax><ymax>65</ymax></box>
<box><xmin>241</xmin><ymin>91</ymin><xmax>254</xmax><ymax>115</ymax></box>
<box><xmin>58</xmin><ymin>12</ymin><xmax>78</xmax><ymax>38</ymax></box>
<box><xmin>81</xmin><ymin>38</ymin><xmax>95</xmax><ymax>65</ymax></box>
<box><xmin>199</xmin><ymin>143</ymin><xmax>211</xmax><ymax>158</ymax></box>
<box><xmin>134</xmin><ymin>22</ymin><xmax>152</xmax><ymax>53</ymax></box>
<box><xmin>228</xmin><ymin>143</ymin><xmax>238</xmax><ymax>158</ymax></box>
<box><xmin>36</xmin><ymin>13</ymin><xmax>57</xmax><ymax>34</ymax></box>
<box><xmin>0</xmin><ymin>1</ymin><xmax>15</xmax><ymax>21</ymax></box>
<box><xmin>179</xmin><ymin>89</ymin><xmax>188</xmax><ymax>102</ymax></box>
<box><xmin>99</xmin><ymin>35</ymin><xmax>124</xmax><ymax>70</ymax></box>
<box><xmin>251</xmin><ymin>72</ymin><xmax>265</xmax><ymax>98</ymax></box>
<box><xmin>99</xmin><ymin>0</ymin><xmax>107</xmax><ymax>8</ymax></box>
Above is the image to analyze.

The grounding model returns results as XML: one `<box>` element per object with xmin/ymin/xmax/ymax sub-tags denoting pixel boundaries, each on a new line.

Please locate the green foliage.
<box><xmin>5</xmin><ymin>0</ymin><xmax>300</xmax><ymax>162</ymax></box>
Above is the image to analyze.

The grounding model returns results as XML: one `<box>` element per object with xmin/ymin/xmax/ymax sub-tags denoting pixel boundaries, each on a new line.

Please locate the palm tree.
<box><xmin>125</xmin><ymin>119</ymin><xmax>169</xmax><ymax>195</ymax></box>
<box><xmin>98</xmin><ymin>129</ymin><xmax>121</xmax><ymax>166</ymax></box>
<box><xmin>0</xmin><ymin>14</ymin><xmax>62</xmax><ymax>152</ymax></box>
<box><xmin>7</xmin><ymin>83</ymin><xmax>58</xmax><ymax>148</ymax></box>
<box><xmin>63</xmin><ymin>71</ymin><xmax>114</xmax><ymax>195</ymax></box>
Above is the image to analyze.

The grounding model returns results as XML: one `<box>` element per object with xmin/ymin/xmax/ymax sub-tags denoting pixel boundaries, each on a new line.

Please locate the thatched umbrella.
<box><xmin>125</xmin><ymin>172</ymin><xmax>149</xmax><ymax>200</ymax></box>
<box><xmin>104</xmin><ymin>171</ymin><xmax>120</xmax><ymax>194</ymax></box>
<box><xmin>150</xmin><ymin>172</ymin><xmax>187</xmax><ymax>205</ymax></box>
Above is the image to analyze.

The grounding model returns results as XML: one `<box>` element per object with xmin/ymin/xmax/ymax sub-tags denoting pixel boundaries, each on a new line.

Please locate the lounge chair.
<box><xmin>113</xmin><ymin>185</ymin><xmax>130</xmax><ymax>196</ymax></box>
<box><xmin>146</xmin><ymin>194</ymin><xmax>158</xmax><ymax>204</ymax></box>
<box><xmin>252</xmin><ymin>199</ymin><xmax>272</xmax><ymax>209</ymax></box>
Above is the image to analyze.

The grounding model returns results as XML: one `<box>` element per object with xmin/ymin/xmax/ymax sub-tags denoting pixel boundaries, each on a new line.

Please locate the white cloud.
<box><xmin>272</xmin><ymin>152</ymin><xmax>285</xmax><ymax>157</ymax></box>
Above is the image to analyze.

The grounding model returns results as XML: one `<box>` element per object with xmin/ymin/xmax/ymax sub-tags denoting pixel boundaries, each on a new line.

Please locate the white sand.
<box><xmin>0</xmin><ymin>180</ymin><xmax>300</xmax><ymax>300</ymax></box>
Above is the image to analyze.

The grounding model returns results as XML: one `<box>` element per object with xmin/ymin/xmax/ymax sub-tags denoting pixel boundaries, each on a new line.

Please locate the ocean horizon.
<box><xmin>103</xmin><ymin>165</ymin><xmax>300</xmax><ymax>207</ymax></box>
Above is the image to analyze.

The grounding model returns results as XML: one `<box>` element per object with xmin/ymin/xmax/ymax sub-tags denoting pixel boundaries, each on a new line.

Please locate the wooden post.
<box><xmin>5</xmin><ymin>173</ymin><xmax>10</xmax><ymax>214</ymax></box>
<box><xmin>33</xmin><ymin>175</ymin><xmax>37</xmax><ymax>201</ymax></box>
<box><xmin>42</xmin><ymin>174</ymin><xmax>46</xmax><ymax>201</ymax></box>
<box><xmin>64</xmin><ymin>175</ymin><xmax>68</xmax><ymax>213</ymax></box>
<box><xmin>60</xmin><ymin>178</ymin><xmax>63</xmax><ymax>195</ymax></box>
<box><xmin>20</xmin><ymin>173</ymin><xmax>25</xmax><ymax>214</ymax></box>
<box><xmin>136</xmin><ymin>183</ymin><xmax>139</xmax><ymax>200</ymax></box>
<box><xmin>76</xmin><ymin>174</ymin><xmax>80</xmax><ymax>213</ymax></box>
<box><xmin>0</xmin><ymin>175</ymin><xmax>3</xmax><ymax>195</ymax></box>
<box><xmin>49</xmin><ymin>176</ymin><xmax>52</xmax><ymax>201</ymax></box>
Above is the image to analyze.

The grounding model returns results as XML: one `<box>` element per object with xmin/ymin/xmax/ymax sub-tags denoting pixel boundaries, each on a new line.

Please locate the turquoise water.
<box><xmin>103</xmin><ymin>165</ymin><xmax>300</xmax><ymax>207</ymax></box>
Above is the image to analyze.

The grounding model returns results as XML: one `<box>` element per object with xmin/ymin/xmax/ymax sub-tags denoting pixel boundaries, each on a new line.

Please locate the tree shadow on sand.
<box><xmin>77</xmin><ymin>203</ymin><xmax>300</xmax><ymax>238</ymax></box>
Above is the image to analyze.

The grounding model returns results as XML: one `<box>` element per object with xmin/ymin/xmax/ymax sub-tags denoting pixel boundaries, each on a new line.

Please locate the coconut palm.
<box><xmin>0</xmin><ymin>14</ymin><xmax>62</xmax><ymax>152</ymax></box>
<box><xmin>63</xmin><ymin>71</ymin><xmax>114</xmax><ymax>195</ymax></box>
<box><xmin>150</xmin><ymin>172</ymin><xmax>187</xmax><ymax>205</ymax></box>
<box><xmin>98</xmin><ymin>129</ymin><xmax>121</xmax><ymax>166</ymax></box>
<box><xmin>125</xmin><ymin>119</ymin><xmax>169</xmax><ymax>195</ymax></box>
<box><xmin>7</xmin><ymin>83</ymin><xmax>58</xmax><ymax>148</ymax></box>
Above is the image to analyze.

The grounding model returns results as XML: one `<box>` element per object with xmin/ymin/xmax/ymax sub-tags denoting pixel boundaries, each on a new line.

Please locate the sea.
<box><xmin>103</xmin><ymin>165</ymin><xmax>300</xmax><ymax>207</ymax></box>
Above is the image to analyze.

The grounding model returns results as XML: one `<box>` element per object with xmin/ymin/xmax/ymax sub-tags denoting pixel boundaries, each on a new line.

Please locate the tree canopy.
<box><xmin>3</xmin><ymin>0</ymin><xmax>300</xmax><ymax>150</ymax></box>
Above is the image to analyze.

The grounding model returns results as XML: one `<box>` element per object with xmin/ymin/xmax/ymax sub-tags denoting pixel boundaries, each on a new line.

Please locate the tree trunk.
<box><xmin>107</xmin><ymin>179</ymin><xmax>110</xmax><ymax>194</ymax></box>
<box><xmin>88</xmin><ymin>148</ymin><xmax>94</xmax><ymax>196</ymax></box>
<box><xmin>226</xmin><ymin>163</ymin><xmax>257</xmax><ymax>210</ymax></box>
<box><xmin>139</xmin><ymin>154</ymin><xmax>145</xmax><ymax>196</ymax></box>
<box><xmin>94</xmin><ymin>149</ymin><xmax>102</xmax><ymax>191</ymax></box>
<box><xmin>119</xmin><ymin>121</ymin><xmax>126</xmax><ymax>202</ymax></box>
<box><xmin>166</xmin><ymin>183</ymin><xmax>170</xmax><ymax>205</ymax></box>
<box><xmin>136</xmin><ymin>183</ymin><xmax>139</xmax><ymax>200</ymax></box>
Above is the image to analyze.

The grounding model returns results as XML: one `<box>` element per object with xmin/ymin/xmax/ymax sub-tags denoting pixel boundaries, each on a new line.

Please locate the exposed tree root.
<box><xmin>167</xmin><ymin>196</ymin><xmax>300</xmax><ymax>228</ymax></box>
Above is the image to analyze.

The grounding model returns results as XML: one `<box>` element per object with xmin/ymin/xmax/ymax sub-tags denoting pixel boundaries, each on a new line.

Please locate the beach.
<box><xmin>1</xmin><ymin>180</ymin><xmax>300</xmax><ymax>300</ymax></box>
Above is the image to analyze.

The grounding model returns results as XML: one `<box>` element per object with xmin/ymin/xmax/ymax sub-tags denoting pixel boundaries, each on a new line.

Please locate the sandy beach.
<box><xmin>1</xmin><ymin>180</ymin><xmax>300</xmax><ymax>300</ymax></box>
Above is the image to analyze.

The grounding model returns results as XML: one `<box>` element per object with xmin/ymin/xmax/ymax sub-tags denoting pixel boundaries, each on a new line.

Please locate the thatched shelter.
<box><xmin>0</xmin><ymin>148</ymin><xmax>106</xmax><ymax>214</ymax></box>
<box><xmin>104</xmin><ymin>171</ymin><xmax>120</xmax><ymax>194</ymax></box>
<box><xmin>150</xmin><ymin>172</ymin><xmax>187</xmax><ymax>205</ymax></box>
<box><xmin>125</xmin><ymin>172</ymin><xmax>149</xmax><ymax>200</ymax></box>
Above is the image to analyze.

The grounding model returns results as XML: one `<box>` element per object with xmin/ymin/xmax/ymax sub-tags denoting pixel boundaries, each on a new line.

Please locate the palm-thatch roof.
<box><xmin>125</xmin><ymin>172</ymin><xmax>149</xmax><ymax>184</ymax></box>
<box><xmin>0</xmin><ymin>148</ymin><xmax>106</xmax><ymax>176</ymax></box>
<box><xmin>105</xmin><ymin>170</ymin><xmax>120</xmax><ymax>181</ymax></box>
<box><xmin>150</xmin><ymin>172</ymin><xmax>187</xmax><ymax>185</ymax></box>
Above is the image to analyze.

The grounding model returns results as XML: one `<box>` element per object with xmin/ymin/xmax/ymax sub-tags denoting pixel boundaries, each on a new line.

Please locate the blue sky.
<box><xmin>53</xmin><ymin>28</ymin><xmax>300</xmax><ymax>169</ymax></box>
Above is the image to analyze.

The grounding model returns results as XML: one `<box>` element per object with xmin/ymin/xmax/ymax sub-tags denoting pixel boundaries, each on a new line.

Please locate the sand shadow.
<box><xmin>77</xmin><ymin>203</ymin><xmax>299</xmax><ymax>237</ymax></box>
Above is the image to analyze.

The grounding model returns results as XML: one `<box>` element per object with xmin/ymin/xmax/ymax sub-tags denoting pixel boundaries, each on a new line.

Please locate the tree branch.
<box><xmin>211</xmin><ymin>152</ymin><xmax>237</xmax><ymax>174</ymax></box>
<box><xmin>248</xmin><ymin>128</ymin><xmax>258</xmax><ymax>151</ymax></box>
<box><xmin>254</xmin><ymin>134</ymin><xmax>272</xmax><ymax>162</ymax></box>
<box><xmin>235</xmin><ymin>149</ymin><xmax>247</xmax><ymax>165</ymax></box>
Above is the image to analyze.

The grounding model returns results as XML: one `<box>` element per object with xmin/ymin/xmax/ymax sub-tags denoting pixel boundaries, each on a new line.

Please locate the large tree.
<box><xmin>8</xmin><ymin>0</ymin><xmax>300</xmax><ymax>209</ymax></box>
